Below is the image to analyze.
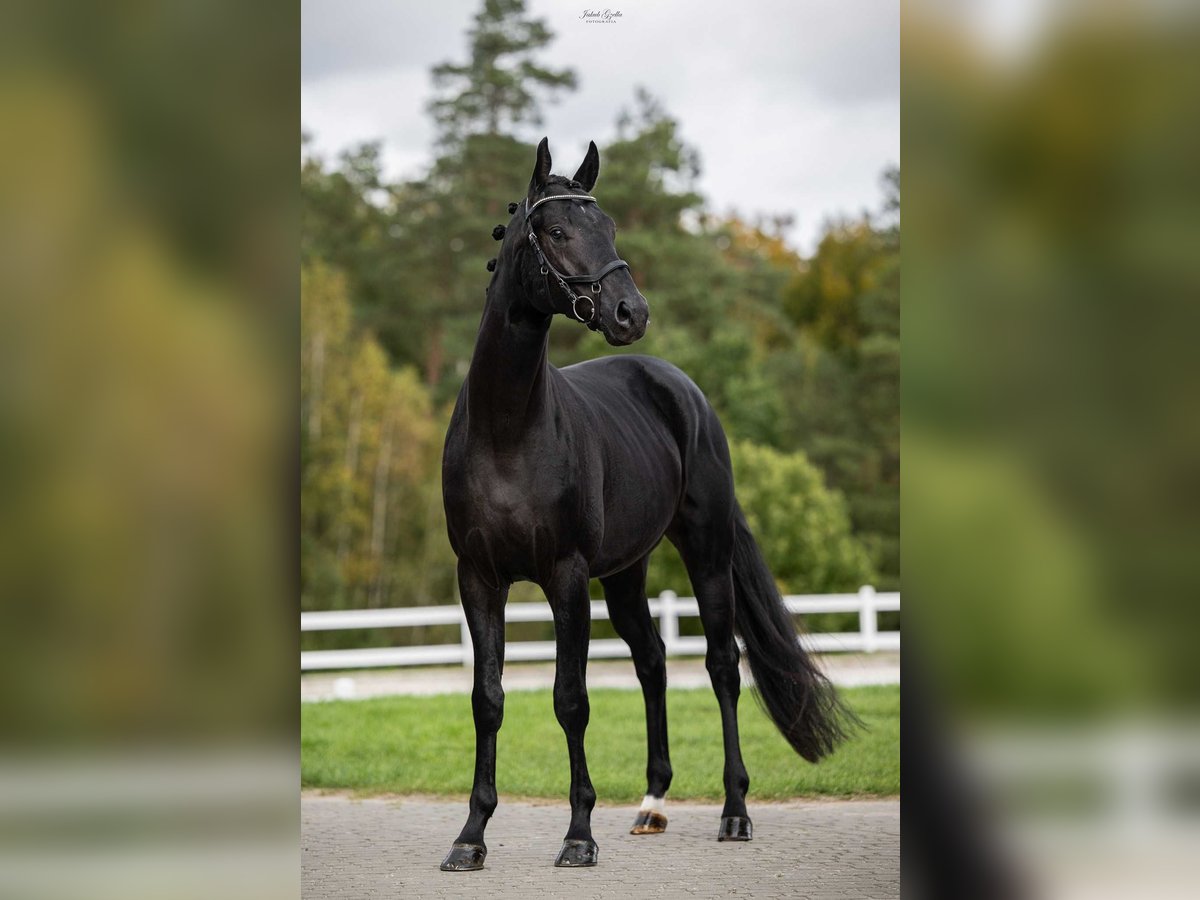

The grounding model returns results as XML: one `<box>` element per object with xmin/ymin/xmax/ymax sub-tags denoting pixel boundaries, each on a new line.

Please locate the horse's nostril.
<box><xmin>615</xmin><ymin>300</ymin><xmax>632</xmax><ymax>327</ymax></box>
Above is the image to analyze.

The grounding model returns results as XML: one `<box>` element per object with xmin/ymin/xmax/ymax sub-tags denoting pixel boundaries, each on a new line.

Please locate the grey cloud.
<box><xmin>302</xmin><ymin>0</ymin><xmax>898</xmax><ymax>251</ymax></box>
<box><xmin>302</xmin><ymin>0</ymin><xmax>477</xmax><ymax>84</ymax></box>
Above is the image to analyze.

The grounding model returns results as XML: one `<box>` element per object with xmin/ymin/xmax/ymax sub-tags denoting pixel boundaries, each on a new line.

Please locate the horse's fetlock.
<box><xmin>726</xmin><ymin>767</ymin><xmax>749</xmax><ymax>797</ymax></box>
<box><xmin>471</xmin><ymin>787</ymin><xmax>498</xmax><ymax>818</ymax></box>
<box><xmin>574</xmin><ymin>782</ymin><xmax>597</xmax><ymax>812</ymax></box>
<box><xmin>648</xmin><ymin>761</ymin><xmax>673</xmax><ymax>795</ymax></box>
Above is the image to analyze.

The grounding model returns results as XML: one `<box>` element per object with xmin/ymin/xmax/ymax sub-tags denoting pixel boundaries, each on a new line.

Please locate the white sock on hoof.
<box><xmin>639</xmin><ymin>794</ymin><xmax>665</xmax><ymax>814</ymax></box>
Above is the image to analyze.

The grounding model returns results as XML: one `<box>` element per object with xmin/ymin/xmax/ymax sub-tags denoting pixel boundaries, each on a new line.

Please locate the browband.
<box><xmin>525</xmin><ymin>193</ymin><xmax>598</xmax><ymax>216</ymax></box>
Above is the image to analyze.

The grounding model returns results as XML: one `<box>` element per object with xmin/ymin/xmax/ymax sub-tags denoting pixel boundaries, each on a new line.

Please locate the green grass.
<box><xmin>301</xmin><ymin>684</ymin><xmax>898</xmax><ymax>801</ymax></box>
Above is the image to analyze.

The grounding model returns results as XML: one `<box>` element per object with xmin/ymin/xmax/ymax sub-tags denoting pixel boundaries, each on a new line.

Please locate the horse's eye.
<box><xmin>549</xmin><ymin>227</ymin><xmax>565</xmax><ymax>240</ymax></box>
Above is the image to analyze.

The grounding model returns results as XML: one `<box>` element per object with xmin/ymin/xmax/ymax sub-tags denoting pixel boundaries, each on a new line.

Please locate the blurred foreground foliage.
<box><xmin>0</xmin><ymin>1</ymin><xmax>295</xmax><ymax>742</ymax></box>
<box><xmin>901</xmin><ymin>8</ymin><xmax>1200</xmax><ymax>898</ymax></box>
<box><xmin>904</xmin><ymin>3</ymin><xmax>1200</xmax><ymax>715</ymax></box>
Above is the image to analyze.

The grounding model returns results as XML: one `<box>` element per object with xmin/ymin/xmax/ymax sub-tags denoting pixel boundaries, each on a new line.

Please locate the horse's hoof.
<box><xmin>554</xmin><ymin>838</ymin><xmax>599</xmax><ymax>867</ymax></box>
<box><xmin>440</xmin><ymin>842</ymin><xmax>487</xmax><ymax>871</ymax></box>
<box><xmin>717</xmin><ymin>816</ymin><xmax>753</xmax><ymax>841</ymax></box>
<box><xmin>630</xmin><ymin>810</ymin><xmax>668</xmax><ymax>834</ymax></box>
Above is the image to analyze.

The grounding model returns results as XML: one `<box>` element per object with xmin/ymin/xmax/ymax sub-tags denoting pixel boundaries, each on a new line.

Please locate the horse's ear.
<box><xmin>572</xmin><ymin>140</ymin><xmax>600</xmax><ymax>192</ymax></box>
<box><xmin>528</xmin><ymin>137</ymin><xmax>552</xmax><ymax>201</ymax></box>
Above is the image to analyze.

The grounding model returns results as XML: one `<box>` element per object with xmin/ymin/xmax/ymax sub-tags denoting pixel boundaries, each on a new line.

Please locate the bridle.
<box><xmin>525</xmin><ymin>193</ymin><xmax>630</xmax><ymax>326</ymax></box>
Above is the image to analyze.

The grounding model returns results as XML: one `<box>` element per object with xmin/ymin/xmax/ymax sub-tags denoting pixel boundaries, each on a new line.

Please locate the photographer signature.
<box><xmin>580</xmin><ymin>9</ymin><xmax>622</xmax><ymax>23</ymax></box>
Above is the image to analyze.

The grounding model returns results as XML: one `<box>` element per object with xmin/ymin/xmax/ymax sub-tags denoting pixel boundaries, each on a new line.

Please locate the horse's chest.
<box><xmin>445</xmin><ymin>455</ymin><xmax>594</xmax><ymax>583</ymax></box>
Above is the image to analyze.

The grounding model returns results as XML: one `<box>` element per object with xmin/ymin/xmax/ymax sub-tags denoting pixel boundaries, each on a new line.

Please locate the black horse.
<box><xmin>440</xmin><ymin>138</ymin><xmax>850</xmax><ymax>871</ymax></box>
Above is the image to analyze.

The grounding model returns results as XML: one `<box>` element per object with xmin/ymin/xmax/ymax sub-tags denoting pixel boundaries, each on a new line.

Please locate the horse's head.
<box><xmin>520</xmin><ymin>138</ymin><xmax>649</xmax><ymax>346</ymax></box>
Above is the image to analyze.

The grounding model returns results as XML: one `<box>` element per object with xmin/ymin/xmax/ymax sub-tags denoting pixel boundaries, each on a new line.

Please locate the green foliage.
<box><xmin>300</xmin><ymin>142</ymin><xmax>424</xmax><ymax>369</ymax></box>
<box><xmin>301</xmin><ymin>685</ymin><xmax>900</xmax><ymax>799</ymax></box>
<box><xmin>598</xmin><ymin>88</ymin><xmax>703</xmax><ymax>228</ymax></box>
<box><xmin>784</xmin><ymin>219</ymin><xmax>884</xmax><ymax>353</ymax></box>
<box><xmin>904</xmin><ymin>433</ymin><xmax>1145</xmax><ymax>715</ymax></box>
<box><xmin>301</xmin><ymin>263</ymin><xmax>457</xmax><ymax>639</ymax></box>
<box><xmin>428</xmin><ymin>0</ymin><xmax>576</xmax><ymax>146</ymax></box>
<box><xmin>771</xmin><ymin>189</ymin><xmax>901</xmax><ymax>589</ymax></box>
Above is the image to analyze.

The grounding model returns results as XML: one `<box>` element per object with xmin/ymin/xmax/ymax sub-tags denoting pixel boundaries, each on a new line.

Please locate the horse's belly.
<box><xmin>589</xmin><ymin>462</ymin><xmax>680</xmax><ymax>578</ymax></box>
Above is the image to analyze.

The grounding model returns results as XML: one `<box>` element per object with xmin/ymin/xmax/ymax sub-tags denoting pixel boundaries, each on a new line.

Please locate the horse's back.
<box><xmin>561</xmin><ymin>354</ymin><xmax>726</xmax><ymax>460</ymax></box>
<box><xmin>561</xmin><ymin>353</ymin><xmax>711</xmax><ymax>427</ymax></box>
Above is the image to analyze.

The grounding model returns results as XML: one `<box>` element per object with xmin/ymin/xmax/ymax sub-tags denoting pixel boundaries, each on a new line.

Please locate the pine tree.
<box><xmin>405</xmin><ymin>0</ymin><xmax>579</xmax><ymax>392</ymax></box>
<box><xmin>428</xmin><ymin>0</ymin><xmax>576</xmax><ymax>147</ymax></box>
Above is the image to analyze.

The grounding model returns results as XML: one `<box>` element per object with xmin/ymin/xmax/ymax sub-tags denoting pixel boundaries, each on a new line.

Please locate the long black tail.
<box><xmin>731</xmin><ymin>505</ymin><xmax>859</xmax><ymax>762</ymax></box>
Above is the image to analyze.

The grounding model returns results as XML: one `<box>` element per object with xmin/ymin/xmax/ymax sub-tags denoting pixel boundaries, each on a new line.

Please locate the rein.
<box><xmin>524</xmin><ymin>193</ymin><xmax>630</xmax><ymax>326</ymax></box>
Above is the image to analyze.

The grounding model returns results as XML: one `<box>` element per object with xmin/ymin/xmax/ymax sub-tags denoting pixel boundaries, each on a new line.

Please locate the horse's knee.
<box><xmin>634</xmin><ymin>645</ymin><xmax>666</xmax><ymax>691</ymax></box>
<box><xmin>472</xmin><ymin>682</ymin><xmax>505</xmax><ymax>733</ymax></box>
<box><xmin>553</xmin><ymin>685</ymin><xmax>590</xmax><ymax>731</ymax></box>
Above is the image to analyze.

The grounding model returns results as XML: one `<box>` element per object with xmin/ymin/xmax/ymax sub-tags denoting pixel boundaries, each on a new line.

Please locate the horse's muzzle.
<box><xmin>600</xmin><ymin>294</ymin><xmax>649</xmax><ymax>345</ymax></box>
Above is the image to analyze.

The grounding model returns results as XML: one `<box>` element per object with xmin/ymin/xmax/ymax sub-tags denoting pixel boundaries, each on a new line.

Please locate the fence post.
<box><xmin>460</xmin><ymin>607</ymin><xmax>474</xmax><ymax>667</ymax></box>
<box><xmin>859</xmin><ymin>585</ymin><xmax>877</xmax><ymax>653</ymax></box>
<box><xmin>659</xmin><ymin>590</ymin><xmax>678</xmax><ymax>655</ymax></box>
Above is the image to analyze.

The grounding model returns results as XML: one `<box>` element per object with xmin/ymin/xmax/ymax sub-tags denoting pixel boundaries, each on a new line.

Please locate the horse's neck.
<box><xmin>466</xmin><ymin>267</ymin><xmax>556</xmax><ymax>444</ymax></box>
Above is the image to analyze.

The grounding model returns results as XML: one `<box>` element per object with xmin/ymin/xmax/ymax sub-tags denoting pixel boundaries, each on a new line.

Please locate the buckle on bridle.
<box><xmin>571</xmin><ymin>293</ymin><xmax>596</xmax><ymax>324</ymax></box>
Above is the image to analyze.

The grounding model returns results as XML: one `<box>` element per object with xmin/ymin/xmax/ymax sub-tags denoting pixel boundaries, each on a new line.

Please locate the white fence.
<box><xmin>300</xmin><ymin>586</ymin><xmax>899</xmax><ymax>671</ymax></box>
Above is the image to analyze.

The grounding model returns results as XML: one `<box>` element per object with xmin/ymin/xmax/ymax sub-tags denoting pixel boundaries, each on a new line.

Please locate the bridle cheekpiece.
<box><xmin>524</xmin><ymin>193</ymin><xmax>630</xmax><ymax>326</ymax></box>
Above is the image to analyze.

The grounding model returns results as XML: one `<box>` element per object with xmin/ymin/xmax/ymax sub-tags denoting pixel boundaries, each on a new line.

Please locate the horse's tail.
<box><xmin>731</xmin><ymin>505</ymin><xmax>859</xmax><ymax>762</ymax></box>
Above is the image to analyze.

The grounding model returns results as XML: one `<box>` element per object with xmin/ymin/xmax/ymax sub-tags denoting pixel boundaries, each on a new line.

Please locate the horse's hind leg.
<box><xmin>670</xmin><ymin>503</ymin><xmax>753</xmax><ymax>842</ymax></box>
<box><xmin>601</xmin><ymin>557</ymin><xmax>672</xmax><ymax>835</ymax></box>
<box><xmin>440</xmin><ymin>559</ymin><xmax>508</xmax><ymax>871</ymax></box>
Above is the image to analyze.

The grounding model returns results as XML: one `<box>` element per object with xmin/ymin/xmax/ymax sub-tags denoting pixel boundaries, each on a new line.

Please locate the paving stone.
<box><xmin>301</xmin><ymin>794</ymin><xmax>899</xmax><ymax>899</ymax></box>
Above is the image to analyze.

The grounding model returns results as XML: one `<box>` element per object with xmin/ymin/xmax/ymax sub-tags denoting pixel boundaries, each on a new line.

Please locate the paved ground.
<box><xmin>301</xmin><ymin>794</ymin><xmax>900</xmax><ymax>899</ymax></box>
<box><xmin>301</xmin><ymin>653</ymin><xmax>899</xmax><ymax>703</ymax></box>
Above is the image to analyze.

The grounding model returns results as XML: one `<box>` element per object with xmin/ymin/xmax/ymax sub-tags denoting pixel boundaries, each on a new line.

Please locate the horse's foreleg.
<box><xmin>547</xmin><ymin>557</ymin><xmax>599</xmax><ymax>867</ymax></box>
<box><xmin>440</xmin><ymin>560</ymin><xmax>508</xmax><ymax>872</ymax></box>
<box><xmin>602</xmin><ymin>558</ymin><xmax>672</xmax><ymax>835</ymax></box>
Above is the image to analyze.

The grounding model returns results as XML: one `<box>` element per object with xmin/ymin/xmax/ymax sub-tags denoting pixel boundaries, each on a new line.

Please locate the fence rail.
<box><xmin>300</xmin><ymin>586</ymin><xmax>898</xmax><ymax>671</ymax></box>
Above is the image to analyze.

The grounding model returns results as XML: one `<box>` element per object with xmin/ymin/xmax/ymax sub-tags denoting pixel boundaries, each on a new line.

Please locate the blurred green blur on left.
<box><xmin>0</xmin><ymin>2</ymin><xmax>296</xmax><ymax>898</ymax></box>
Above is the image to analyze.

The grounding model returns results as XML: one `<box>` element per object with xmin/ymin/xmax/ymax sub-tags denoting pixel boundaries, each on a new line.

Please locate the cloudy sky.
<box><xmin>302</xmin><ymin>0</ymin><xmax>898</xmax><ymax>253</ymax></box>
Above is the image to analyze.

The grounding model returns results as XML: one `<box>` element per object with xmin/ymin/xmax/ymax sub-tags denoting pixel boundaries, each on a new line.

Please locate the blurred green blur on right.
<box><xmin>904</xmin><ymin>2</ymin><xmax>1200</xmax><ymax>896</ymax></box>
<box><xmin>905</xmin><ymin>0</ymin><xmax>1200</xmax><ymax>719</ymax></box>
